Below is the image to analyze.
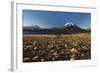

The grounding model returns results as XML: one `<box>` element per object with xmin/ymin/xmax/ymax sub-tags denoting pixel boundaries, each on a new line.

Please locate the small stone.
<box><xmin>70</xmin><ymin>48</ymin><xmax>78</xmax><ymax>54</ymax></box>
<box><xmin>65</xmin><ymin>44</ymin><xmax>67</xmax><ymax>48</ymax></box>
<box><xmin>34</xmin><ymin>47</ymin><xmax>37</xmax><ymax>50</ymax></box>
<box><xmin>81</xmin><ymin>54</ymin><xmax>84</xmax><ymax>56</ymax></box>
<box><xmin>70</xmin><ymin>58</ymin><xmax>75</xmax><ymax>61</ymax></box>
<box><xmin>41</xmin><ymin>59</ymin><xmax>44</xmax><ymax>62</ymax></box>
<box><xmin>24</xmin><ymin>57</ymin><xmax>30</xmax><ymax>61</ymax></box>
<box><xmin>32</xmin><ymin>56</ymin><xmax>38</xmax><ymax>60</ymax></box>
<box><xmin>53</xmin><ymin>52</ymin><xmax>58</xmax><ymax>56</ymax></box>
<box><xmin>52</xmin><ymin>57</ymin><xmax>55</xmax><ymax>60</ymax></box>
<box><xmin>60</xmin><ymin>51</ymin><xmax>64</xmax><ymax>54</ymax></box>
<box><xmin>71</xmin><ymin>54</ymin><xmax>76</xmax><ymax>58</ymax></box>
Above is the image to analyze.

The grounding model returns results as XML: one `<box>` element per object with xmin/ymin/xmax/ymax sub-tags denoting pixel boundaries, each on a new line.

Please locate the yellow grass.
<box><xmin>23</xmin><ymin>33</ymin><xmax>90</xmax><ymax>41</ymax></box>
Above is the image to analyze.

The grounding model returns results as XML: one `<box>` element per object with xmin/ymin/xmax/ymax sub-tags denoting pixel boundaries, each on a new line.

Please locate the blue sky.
<box><xmin>23</xmin><ymin>10</ymin><xmax>91</xmax><ymax>29</ymax></box>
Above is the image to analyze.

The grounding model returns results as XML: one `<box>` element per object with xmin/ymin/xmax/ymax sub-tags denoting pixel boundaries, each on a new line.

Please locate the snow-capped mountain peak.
<box><xmin>64</xmin><ymin>23</ymin><xmax>75</xmax><ymax>26</ymax></box>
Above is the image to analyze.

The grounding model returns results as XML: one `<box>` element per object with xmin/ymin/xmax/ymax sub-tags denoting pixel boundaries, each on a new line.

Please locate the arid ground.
<box><xmin>23</xmin><ymin>33</ymin><xmax>91</xmax><ymax>62</ymax></box>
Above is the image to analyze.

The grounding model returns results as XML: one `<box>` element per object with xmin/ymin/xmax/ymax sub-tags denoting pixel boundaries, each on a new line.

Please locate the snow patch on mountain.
<box><xmin>64</xmin><ymin>23</ymin><xmax>75</xmax><ymax>26</ymax></box>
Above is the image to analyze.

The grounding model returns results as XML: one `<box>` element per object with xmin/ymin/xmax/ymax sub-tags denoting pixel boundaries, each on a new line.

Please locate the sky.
<box><xmin>23</xmin><ymin>10</ymin><xmax>91</xmax><ymax>29</ymax></box>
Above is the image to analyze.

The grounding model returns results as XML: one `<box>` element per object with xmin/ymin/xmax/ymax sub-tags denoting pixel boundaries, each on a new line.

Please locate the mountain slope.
<box><xmin>23</xmin><ymin>23</ymin><xmax>89</xmax><ymax>34</ymax></box>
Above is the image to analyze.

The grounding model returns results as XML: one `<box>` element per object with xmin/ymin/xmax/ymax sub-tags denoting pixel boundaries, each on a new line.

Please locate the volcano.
<box><xmin>61</xmin><ymin>23</ymin><xmax>83</xmax><ymax>33</ymax></box>
<box><xmin>23</xmin><ymin>23</ymin><xmax>88</xmax><ymax>35</ymax></box>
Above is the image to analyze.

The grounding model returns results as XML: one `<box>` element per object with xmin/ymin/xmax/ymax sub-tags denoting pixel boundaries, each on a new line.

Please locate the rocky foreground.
<box><xmin>23</xmin><ymin>33</ymin><xmax>91</xmax><ymax>62</ymax></box>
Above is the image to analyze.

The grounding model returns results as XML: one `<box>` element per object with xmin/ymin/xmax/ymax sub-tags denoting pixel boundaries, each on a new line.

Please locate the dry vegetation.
<box><xmin>23</xmin><ymin>33</ymin><xmax>91</xmax><ymax>62</ymax></box>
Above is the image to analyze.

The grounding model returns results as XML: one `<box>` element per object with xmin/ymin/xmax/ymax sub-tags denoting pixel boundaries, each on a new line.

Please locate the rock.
<box><xmin>32</xmin><ymin>56</ymin><xmax>38</xmax><ymax>60</ymax></box>
<box><xmin>81</xmin><ymin>53</ymin><xmax>85</xmax><ymax>56</ymax></box>
<box><xmin>34</xmin><ymin>47</ymin><xmax>37</xmax><ymax>50</ymax></box>
<box><xmin>70</xmin><ymin>58</ymin><xmax>75</xmax><ymax>61</ymax></box>
<box><xmin>41</xmin><ymin>58</ymin><xmax>44</xmax><ymax>62</ymax></box>
<box><xmin>70</xmin><ymin>48</ymin><xmax>78</xmax><ymax>54</ymax></box>
<box><xmin>52</xmin><ymin>57</ymin><xmax>55</xmax><ymax>60</ymax></box>
<box><xmin>24</xmin><ymin>57</ymin><xmax>30</xmax><ymax>61</ymax></box>
<box><xmin>53</xmin><ymin>52</ymin><xmax>58</xmax><ymax>56</ymax></box>
<box><xmin>24</xmin><ymin>45</ymin><xmax>32</xmax><ymax>50</ymax></box>
<box><xmin>64</xmin><ymin>44</ymin><xmax>68</xmax><ymax>48</ymax></box>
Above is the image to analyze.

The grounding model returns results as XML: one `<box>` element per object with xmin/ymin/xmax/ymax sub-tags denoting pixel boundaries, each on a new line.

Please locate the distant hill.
<box><xmin>23</xmin><ymin>23</ymin><xmax>90</xmax><ymax>35</ymax></box>
<box><xmin>23</xmin><ymin>25</ymin><xmax>41</xmax><ymax>31</ymax></box>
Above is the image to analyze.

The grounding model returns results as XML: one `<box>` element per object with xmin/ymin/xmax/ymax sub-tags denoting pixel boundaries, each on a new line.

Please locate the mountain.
<box><xmin>60</xmin><ymin>23</ymin><xmax>84</xmax><ymax>33</ymax></box>
<box><xmin>33</xmin><ymin>25</ymin><xmax>41</xmax><ymax>29</ymax></box>
<box><xmin>23</xmin><ymin>23</ymin><xmax>89</xmax><ymax>35</ymax></box>
<box><xmin>23</xmin><ymin>25</ymin><xmax>41</xmax><ymax>31</ymax></box>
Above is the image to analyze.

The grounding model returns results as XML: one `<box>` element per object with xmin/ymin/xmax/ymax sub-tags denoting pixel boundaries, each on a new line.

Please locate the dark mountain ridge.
<box><xmin>23</xmin><ymin>23</ymin><xmax>90</xmax><ymax>35</ymax></box>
